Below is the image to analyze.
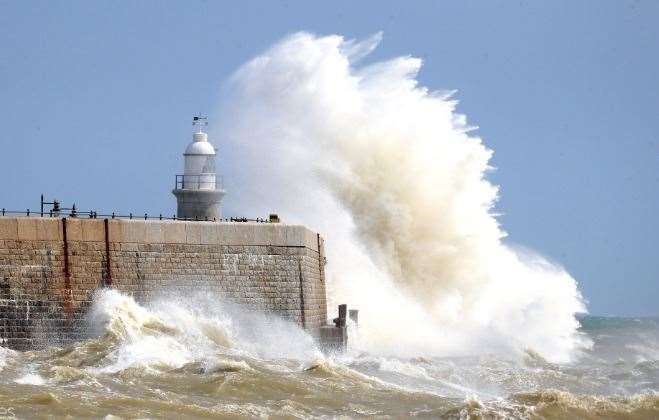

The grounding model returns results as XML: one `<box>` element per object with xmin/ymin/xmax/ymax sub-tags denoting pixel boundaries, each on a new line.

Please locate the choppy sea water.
<box><xmin>0</xmin><ymin>290</ymin><xmax>657</xmax><ymax>419</ymax></box>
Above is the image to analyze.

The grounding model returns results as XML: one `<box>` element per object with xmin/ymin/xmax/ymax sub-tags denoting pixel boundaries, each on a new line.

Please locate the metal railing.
<box><xmin>1</xmin><ymin>195</ymin><xmax>277</xmax><ymax>223</ymax></box>
<box><xmin>174</xmin><ymin>174</ymin><xmax>224</xmax><ymax>191</ymax></box>
<box><xmin>0</xmin><ymin>208</ymin><xmax>272</xmax><ymax>223</ymax></box>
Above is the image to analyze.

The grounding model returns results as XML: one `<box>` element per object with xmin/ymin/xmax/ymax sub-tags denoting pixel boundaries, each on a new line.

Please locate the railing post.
<box><xmin>333</xmin><ymin>304</ymin><xmax>347</xmax><ymax>327</ymax></box>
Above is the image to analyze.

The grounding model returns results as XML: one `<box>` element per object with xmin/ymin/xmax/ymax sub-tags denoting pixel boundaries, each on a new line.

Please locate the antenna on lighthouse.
<box><xmin>192</xmin><ymin>114</ymin><xmax>208</xmax><ymax>133</ymax></box>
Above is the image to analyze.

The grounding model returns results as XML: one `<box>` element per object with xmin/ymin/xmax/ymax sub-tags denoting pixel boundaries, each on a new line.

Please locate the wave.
<box><xmin>512</xmin><ymin>391</ymin><xmax>659</xmax><ymax>420</ymax></box>
<box><xmin>216</xmin><ymin>31</ymin><xmax>589</xmax><ymax>363</ymax></box>
<box><xmin>0</xmin><ymin>290</ymin><xmax>656</xmax><ymax>419</ymax></box>
<box><xmin>53</xmin><ymin>289</ymin><xmax>322</xmax><ymax>374</ymax></box>
<box><xmin>439</xmin><ymin>392</ymin><xmax>659</xmax><ymax>420</ymax></box>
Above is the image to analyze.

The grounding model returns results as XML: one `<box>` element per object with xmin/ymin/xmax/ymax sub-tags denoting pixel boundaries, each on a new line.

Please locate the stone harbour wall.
<box><xmin>0</xmin><ymin>217</ymin><xmax>327</xmax><ymax>350</ymax></box>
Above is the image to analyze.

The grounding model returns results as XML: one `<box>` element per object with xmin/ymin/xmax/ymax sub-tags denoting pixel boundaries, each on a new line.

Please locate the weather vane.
<box><xmin>192</xmin><ymin>114</ymin><xmax>208</xmax><ymax>132</ymax></box>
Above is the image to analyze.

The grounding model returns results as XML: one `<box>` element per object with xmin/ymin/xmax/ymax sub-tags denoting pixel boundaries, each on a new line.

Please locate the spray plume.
<box><xmin>215</xmin><ymin>32</ymin><xmax>589</xmax><ymax>362</ymax></box>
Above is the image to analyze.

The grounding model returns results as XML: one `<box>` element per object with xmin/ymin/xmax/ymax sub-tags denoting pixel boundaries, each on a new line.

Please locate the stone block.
<box><xmin>185</xmin><ymin>222</ymin><xmax>202</xmax><ymax>244</ymax></box>
<box><xmin>247</xmin><ymin>224</ymin><xmax>288</xmax><ymax>246</ymax></box>
<box><xmin>122</xmin><ymin>220</ymin><xmax>146</xmax><ymax>243</ymax></box>
<box><xmin>217</xmin><ymin>223</ymin><xmax>242</xmax><ymax>245</ymax></box>
<box><xmin>0</xmin><ymin>218</ymin><xmax>18</xmax><ymax>240</ymax></box>
<box><xmin>199</xmin><ymin>221</ymin><xmax>218</xmax><ymax>244</ymax></box>
<box><xmin>215</xmin><ymin>222</ymin><xmax>318</xmax><ymax>251</ymax></box>
<box><xmin>35</xmin><ymin>218</ymin><xmax>61</xmax><ymax>241</ymax></box>
<box><xmin>17</xmin><ymin>218</ymin><xmax>38</xmax><ymax>241</ymax></box>
<box><xmin>82</xmin><ymin>219</ymin><xmax>104</xmax><ymax>242</ymax></box>
<box><xmin>269</xmin><ymin>224</ymin><xmax>289</xmax><ymax>246</ymax></box>
<box><xmin>285</xmin><ymin>225</ymin><xmax>307</xmax><ymax>248</ymax></box>
<box><xmin>145</xmin><ymin>221</ymin><xmax>163</xmax><ymax>243</ymax></box>
<box><xmin>107</xmin><ymin>219</ymin><xmax>124</xmax><ymax>242</ymax></box>
<box><xmin>303</xmin><ymin>228</ymin><xmax>320</xmax><ymax>252</ymax></box>
<box><xmin>64</xmin><ymin>218</ymin><xmax>83</xmax><ymax>241</ymax></box>
<box><xmin>162</xmin><ymin>221</ymin><xmax>186</xmax><ymax>244</ymax></box>
<box><xmin>283</xmin><ymin>225</ymin><xmax>321</xmax><ymax>250</ymax></box>
<box><xmin>216</xmin><ymin>223</ymin><xmax>297</xmax><ymax>246</ymax></box>
<box><xmin>120</xmin><ymin>243</ymin><xmax>138</xmax><ymax>252</ymax></box>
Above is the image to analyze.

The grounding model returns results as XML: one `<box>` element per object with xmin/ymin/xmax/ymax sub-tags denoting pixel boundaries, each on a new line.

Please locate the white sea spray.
<box><xmin>215</xmin><ymin>32</ymin><xmax>590</xmax><ymax>362</ymax></box>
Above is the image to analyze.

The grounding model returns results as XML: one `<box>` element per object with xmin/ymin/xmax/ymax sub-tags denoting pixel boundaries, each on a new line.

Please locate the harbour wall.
<box><xmin>0</xmin><ymin>217</ymin><xmax>327</xmax><ymax>350</ymax></box>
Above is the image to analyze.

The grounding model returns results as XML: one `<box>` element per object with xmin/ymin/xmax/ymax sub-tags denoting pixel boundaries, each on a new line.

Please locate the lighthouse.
<box><xmin>172</xmin><ymin>115</ymin><xmax>226</xmax><ymax>220</ymax></box>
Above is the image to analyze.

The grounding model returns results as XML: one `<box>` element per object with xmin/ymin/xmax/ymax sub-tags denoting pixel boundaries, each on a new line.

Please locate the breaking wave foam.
<box><xmin>1</xmin><ymin>290</ymin><xmax>656</xmax><ymax>419</ymax></box>
<box><xmin>78</xmin><ymin>289</ymin><xmax>322</xmax><ymax>374</ymax></box>
<box><xmin>215</xmin><ymin>32</ymin><xmax>589</xmax><ymax>362</ymax></box>
<box><xmin>0</xmin><ymin>346</ymin><xmax>13</xmax><ymax>371</ymax></box>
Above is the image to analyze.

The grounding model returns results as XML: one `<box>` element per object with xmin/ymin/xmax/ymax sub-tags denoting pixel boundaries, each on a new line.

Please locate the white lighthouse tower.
<box><xmin>172</xmin><ymin>115</ymin><xmax>226</xmax><ymax>220</ymax></box>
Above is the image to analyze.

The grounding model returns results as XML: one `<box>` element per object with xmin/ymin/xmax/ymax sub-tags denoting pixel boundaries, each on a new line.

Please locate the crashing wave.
<box><xmin>217</xmin><ymin>32</ymin><xmax>589</xmax><ymax>362</ymax></box>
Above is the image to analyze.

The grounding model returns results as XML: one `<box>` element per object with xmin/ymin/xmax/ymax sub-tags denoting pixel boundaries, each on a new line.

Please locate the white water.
<box><xmin>214</xmin><ymin>32</ymin><xmax>589</xmax><ymax>362</ymax></box>
<box><xmin>14</xmin><ymin>372</ymin><xmax>46</xmax><ymax>386</ymax></box>
<box><xmin>0</xmin><ymin>290</ymin><xmax>656</xmax><ymax>419</ymax></box>
<box><xmin>85</xmin><ymin>289</ymin><xmax>322</xmax><ymax>374</ymax></box>
<box><xmin>0</xmin><ymin>346</ymin><xmax>11</xmax><ymax>371</ymax></box>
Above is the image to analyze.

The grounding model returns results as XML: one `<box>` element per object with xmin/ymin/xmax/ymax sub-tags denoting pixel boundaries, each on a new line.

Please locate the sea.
<box><xmin>0</xmin><ymin>289</ymin><xmax>657</xmax><ymax>419</ymax></box>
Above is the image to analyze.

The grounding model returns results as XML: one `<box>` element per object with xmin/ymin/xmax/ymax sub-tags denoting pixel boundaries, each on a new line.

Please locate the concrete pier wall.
<box><xmin>0</xmin><ymin>217</ymin><xmax>327</xmax><ymax>350</ymax></box>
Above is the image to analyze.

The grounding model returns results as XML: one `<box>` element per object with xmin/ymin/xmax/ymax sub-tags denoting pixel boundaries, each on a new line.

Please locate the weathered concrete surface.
<box><xmin>0</xmin><ymin>217</ymin><xmax>327</xmax><ymax>350</ymax></box>
<box><xmin>172</xmin><ymin>188</ymin><xmax>225</xmax><ymax>221</ymax></box>
<box><xmin>0</xmin><ymin>218</ymin><xmax>322</xmax><ymax>249</ymax></box>
<box><xmin>0</xmin><ymin>218</ymin><xmax>17</xmax><ymax>240</ymax></box>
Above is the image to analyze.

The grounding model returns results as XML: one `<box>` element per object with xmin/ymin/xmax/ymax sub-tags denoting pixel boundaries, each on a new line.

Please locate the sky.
<box><xmin>0</xmin><ymin>1</ymin><xmax>657</xmax><ymax>316</ymax></box>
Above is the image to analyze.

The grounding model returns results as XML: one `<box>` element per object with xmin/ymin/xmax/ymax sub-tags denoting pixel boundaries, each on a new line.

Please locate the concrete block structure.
<box><xmin>0</xmin><ymin>217</ymin><xmax>327</xmax><ymax>350</ymax></box>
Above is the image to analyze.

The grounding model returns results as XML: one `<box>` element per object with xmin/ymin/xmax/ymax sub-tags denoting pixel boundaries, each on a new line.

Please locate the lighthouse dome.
<box><xmin>184</xmin><ymin>132</ymin><xmax>216</xmax><ymax>155</ymax></box>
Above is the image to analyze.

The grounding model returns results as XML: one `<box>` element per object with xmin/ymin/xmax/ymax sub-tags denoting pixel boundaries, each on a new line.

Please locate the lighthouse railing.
<box><xmin>175</xmin><ymin>174</ymin><xmax>224</xmax><ymax>191</ymax></box>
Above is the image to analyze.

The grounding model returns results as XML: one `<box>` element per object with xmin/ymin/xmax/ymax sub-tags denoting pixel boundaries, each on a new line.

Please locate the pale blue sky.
<box><xmin>0</xmin><ymin>1</ymin><xmax>657</xmax><ymax>316</ymax></box>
